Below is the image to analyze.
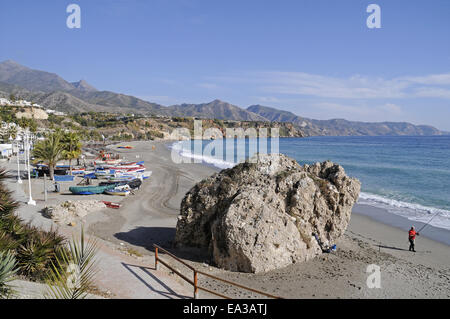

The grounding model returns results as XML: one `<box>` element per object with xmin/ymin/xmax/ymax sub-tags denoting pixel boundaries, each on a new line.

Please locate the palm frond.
<box><xmin>45</xmin><ymin>228</ymin><xmax>99</xmax><ymax>299</ymax></box>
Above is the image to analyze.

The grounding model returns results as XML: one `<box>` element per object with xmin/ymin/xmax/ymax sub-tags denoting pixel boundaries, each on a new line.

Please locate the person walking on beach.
<box><xmin>408</xmin><ymin>226</ymin><xmax>419</xmax><ymax>252</ymax></box>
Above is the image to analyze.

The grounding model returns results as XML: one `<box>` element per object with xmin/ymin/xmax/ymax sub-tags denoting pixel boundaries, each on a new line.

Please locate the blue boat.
<box><xmin>69</xmin><ymin>184</ymin><xmax>116</xmax><ymax>195</ymax></box>
<box><xmin>54</xmin><ymin>175</ymin><xmax>75</xmax><ymax>182</ymax></box>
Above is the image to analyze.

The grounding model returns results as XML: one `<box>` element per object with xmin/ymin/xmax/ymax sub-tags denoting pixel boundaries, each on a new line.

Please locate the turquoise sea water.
<box><xmin>170</xmin><ymin>136</ymin><xmax>450</xmax><ymax>230</ymax></box>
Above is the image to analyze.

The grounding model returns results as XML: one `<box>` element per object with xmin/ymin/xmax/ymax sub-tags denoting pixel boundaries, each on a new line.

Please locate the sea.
<box><xmin>170</xmin><ymin>136</ymin><xmax>450</xmax><ymax>231</ymax></box>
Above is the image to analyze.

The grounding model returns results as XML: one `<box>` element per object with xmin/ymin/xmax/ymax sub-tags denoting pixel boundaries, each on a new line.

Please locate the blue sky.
<box><xmin>1</xmin><ymin>0</ymin><xmax>449</xmax><ymax>130</ymax></box>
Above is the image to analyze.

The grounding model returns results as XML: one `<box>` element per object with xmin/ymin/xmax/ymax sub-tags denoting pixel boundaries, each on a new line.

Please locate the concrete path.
<box><xmin>92</xmin><ymin>238</ymin><xmax>192</xmax><ymax>299</ymax></box>
<box><xmin>3</xmin><ymin>161</ymin><xmax>193</xmax><ymax>299</ymax></box>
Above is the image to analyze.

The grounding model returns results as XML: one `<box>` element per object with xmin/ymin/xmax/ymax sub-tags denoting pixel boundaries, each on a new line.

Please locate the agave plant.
<box><xmin>16</xmin><ymin>228</ymin><xmax>66</xmax><ymax>281</ymax></box>
<box><xmin>0</xmin><ymin>232</ymin><xmax>19</xmax><ymax>252</ymax></box>
<box><xmin>0</xmin><ymin>250</ymin><xmax>18</xmax><ymax>298</ymax></box>
<box><xmin>46</xmin><ymin>229</ymin><xmax>99</xmax><ymax>299</ymax></box>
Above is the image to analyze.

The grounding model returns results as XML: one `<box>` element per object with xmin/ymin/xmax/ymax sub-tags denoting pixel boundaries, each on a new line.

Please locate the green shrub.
<box><xmin>0</xmin><ymin>169</ymin><xmax>67</xmax><ymax>282</ymax></box>
<box><xmin>0</xmin><ymin>250</ymin><xmax>18</xmax><ymax>298</ymax></box>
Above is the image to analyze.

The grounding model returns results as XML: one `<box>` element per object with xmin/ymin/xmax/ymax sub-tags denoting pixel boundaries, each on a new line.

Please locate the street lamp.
<box><xmin>15</xmin><ymin>135</ymin><xmax>22</xmax><ymax>184</ymax></box>
<box><xmin>25</xmin><ymin>131</ymin><xmax>36</xmax><ymax>206</ymax></box>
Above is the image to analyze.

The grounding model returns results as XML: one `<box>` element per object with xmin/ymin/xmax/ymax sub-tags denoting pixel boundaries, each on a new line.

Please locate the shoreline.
<box><xmin>167</xmin><ymin>139</ymin><xmax>450</xmax><ymax>246</ymax></box>
<box><xmin>5</xmin><ymin>139</ymin><xmax>449</xmax><ymax>298</ymax></box>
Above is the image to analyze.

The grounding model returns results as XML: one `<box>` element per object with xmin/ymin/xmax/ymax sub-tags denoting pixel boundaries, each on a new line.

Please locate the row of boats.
<box><xmin>35</xmin><ymin>159</ymin><xmax>152</xmax><ymax>197</ymax></box>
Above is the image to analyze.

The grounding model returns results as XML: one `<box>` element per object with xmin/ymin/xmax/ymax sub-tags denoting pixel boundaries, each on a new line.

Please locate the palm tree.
<box><xmin>32</xmin><ymin>131</ymin><xmax>65</xmax><ymax>180</ymax></box>
<box><xmin>61</xmin><ymin>132</ymin><xmax>82</xmax><ymax>175</ymax></box>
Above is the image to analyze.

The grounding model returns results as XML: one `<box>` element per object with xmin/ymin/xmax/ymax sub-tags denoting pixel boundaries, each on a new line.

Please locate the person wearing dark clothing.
<box><xmin>408</xmin><ymin>226</ymin><xmax>419</xmax><ymax>252</ymax></box>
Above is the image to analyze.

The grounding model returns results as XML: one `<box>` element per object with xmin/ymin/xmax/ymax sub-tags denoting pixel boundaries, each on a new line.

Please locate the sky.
<box><xmin>0</xmin><ymin>0</ymin><xmax>449</xmax><ymax>130</ymax></box>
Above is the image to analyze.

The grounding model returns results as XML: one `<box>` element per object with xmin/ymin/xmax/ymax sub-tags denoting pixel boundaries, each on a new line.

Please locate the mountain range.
<box><xmin>0</xmin><ymin>60</ymin><xmax>446</xmax><ymax>136</ymax></box>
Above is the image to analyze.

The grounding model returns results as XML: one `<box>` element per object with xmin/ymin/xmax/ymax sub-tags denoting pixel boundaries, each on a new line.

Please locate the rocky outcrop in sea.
<box><xmin>175</xmin><ymin>154</ymin><xmax>361</xmax><ymax>273</ymax></box>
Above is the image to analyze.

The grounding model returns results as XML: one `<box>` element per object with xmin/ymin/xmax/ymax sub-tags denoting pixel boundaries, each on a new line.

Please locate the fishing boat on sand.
<box><xmin>102</xmin><ymin>201</ymin><xmax>121</xmax><ymax>209</ymax></box>
<box><xmin>54</xmin><ymin>175</ymin><xmax>76</xmax><ymax>182</ymax></box>
<box><xmin>94</xmin><ymin>159</ymin><xmax>122</xmax><ymax>165</ymax></box>
<box><xmin>71</xmin><ymin>167</ymin><xmax>86</xmax><ymax>175</ymax></box>
<box><xmin>69</xmin><ymin>184</ymin><xmax>116</xmax><ymax>195</ymax></box>
<box><xmin>105</xmin><ymin>185</ymin><xmax>131</xmax><ymax>196</ymax></box>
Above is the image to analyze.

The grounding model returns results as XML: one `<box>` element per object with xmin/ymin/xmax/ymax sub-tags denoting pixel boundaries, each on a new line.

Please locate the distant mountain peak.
<box><xmin>71</xmin><ymin>79</ymin><xmax>97</xmax><ymax>92</ymax></box>
<box><xmin>1</xmin><ymin>59</ymin><xmax>24</xmax><ymax>66</ymax></box>
<box><xmin>0</xmin><ymin>60</ymin><xmax>29</xmax><ymax>73</ymax></box>
<box><xmin>0</xmin><ymin>60</ymin><xmax>74</xmax><ymax>92</ymax></box>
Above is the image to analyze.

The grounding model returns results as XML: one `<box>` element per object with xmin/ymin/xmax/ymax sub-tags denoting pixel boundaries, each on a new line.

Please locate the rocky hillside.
<box><xmin>168</xmin><ymin>100</ymin><xmax>266</xmax><ymax>121</ymax></box>
<box><xmin>248</xmin><ymin>104</ymin><xmax>444</xmax><ymax>136</ymax></box>
<box><xmin>0</xmin><ymin>60</ymin><xmax>446</xmax><ymax>136</ymax></box>
<box><xmin>0</xmin><ymin>60</ymin><xmax>74</xmax><ymax>92</ymax></box>
<box><xmin>0</xmin><ymin>60</ymin><xmax>166</xmax><ymax>114</ymax></box>
<box><xmin>175</xmin><ymin>154</ymin><xmax>361</xmax><ymax>273</ymax></box>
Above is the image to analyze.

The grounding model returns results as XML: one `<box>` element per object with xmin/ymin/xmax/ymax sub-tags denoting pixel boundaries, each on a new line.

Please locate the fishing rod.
<box><xmin>417</xmin><ymin>211</ymin><xmax>441</xmax><ymax>233</ymax></box>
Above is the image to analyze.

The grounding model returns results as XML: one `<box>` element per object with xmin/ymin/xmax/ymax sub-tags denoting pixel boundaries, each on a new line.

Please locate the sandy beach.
<box><xmin>5</xmin><ymin>140</ymin><xmax>450</xmax><ymax>299</ymax></box>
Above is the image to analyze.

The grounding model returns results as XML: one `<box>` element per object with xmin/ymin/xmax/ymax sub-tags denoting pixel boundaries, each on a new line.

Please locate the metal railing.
<box><xmin>153</xmin><ymin>244</ymin><xmax>282</xmax><ymax>299</ymax></box>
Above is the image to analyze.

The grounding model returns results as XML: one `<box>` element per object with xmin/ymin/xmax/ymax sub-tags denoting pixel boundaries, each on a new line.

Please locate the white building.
<box><xmin>0</xmin><ymin>98</ymin><xmax>10</xmax><ymax>105</ymax></box>
<box><xmin>45</xmin><ymin>109</ymin><xmax>65</xmax><ymax>116</ymax></box>
<box><xmin>1</xmin><ymin>121</ymin><xmax>18</xmax><ymax>130</ymax></box>
<box><xmin>0</xmin><ymin>144</ymin><xmax>13</xmax><ymax>158</ymax></box>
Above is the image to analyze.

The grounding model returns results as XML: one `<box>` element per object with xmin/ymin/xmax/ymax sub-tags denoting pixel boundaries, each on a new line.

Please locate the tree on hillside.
<box><xmin>61</xmin><ymin>132</ymin><xmax>82</xmax><ymax>175</ymax></box>
<box><xmin>32</xmin><ymin>131</ymin><xmax>65</xmax><ymax>180</ymax></box>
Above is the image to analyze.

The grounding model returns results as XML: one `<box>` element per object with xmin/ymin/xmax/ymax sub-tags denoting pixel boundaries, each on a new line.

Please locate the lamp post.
<box><xmin>15</xmin><ymin>135</ymin><xmax>22</xmax><ymax>184</ymax></box>
<box><xmin>25</xmin><ymin>131</ymin><xmax>36</xmax><ymax>206</ymax></box>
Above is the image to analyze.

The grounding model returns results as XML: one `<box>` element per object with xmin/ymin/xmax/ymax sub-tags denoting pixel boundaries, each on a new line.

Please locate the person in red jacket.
<box><xmin>408</xmin><ymin>226</ymin><xmax>419</xmax><ymax>252</ymax></box>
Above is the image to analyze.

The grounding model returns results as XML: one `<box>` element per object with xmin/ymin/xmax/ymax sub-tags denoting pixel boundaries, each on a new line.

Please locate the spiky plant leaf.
<box><xmin>0</xmin><ymin>250</ymin><xmax>18</xmax><ymax>298</ymax></box>
<box><xmin>45</xmin><ymin>228</ymin><xmax>99</xmax><ymax>299</ymax></box>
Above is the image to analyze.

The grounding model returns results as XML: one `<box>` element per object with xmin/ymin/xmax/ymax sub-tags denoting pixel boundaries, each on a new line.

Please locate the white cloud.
<box><xmin>313</xmin><ymin>102</ymin><xmax>403</xmax><ymax>117</ymax></box>
<box><xmin>413</xmin><ymin>87</ymin><xmax>450</xmax><ymax>99</ymax></box>
<box><xmin>400</xmin><ymin>74</ymin><xmax>450</xmax><ymax>86</ymax></box>
<box><xmin>210</xmin><ymin>71</ymin><xmax>450</xmax><ymax>100</ymax></box>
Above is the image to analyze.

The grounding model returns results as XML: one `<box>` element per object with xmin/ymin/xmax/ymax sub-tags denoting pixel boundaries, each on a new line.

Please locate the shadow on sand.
<box><xmin>115</xmin><ymin>226</ymin><xmax>175</xmax><ymax>250</ymax></box>
<box><xmin>377</xmin><ymin>245</ymin><xmax>410</xmax><ymax>252</ymax></box>
<box><xmin>114</xmin><ymin>227</ymin><xmax>210</xmax><ymax>263</ymax></box>
<box><xmin>121</xmin><ymin>262</ymin><xmax>192</xmax><ymax>299</ymax></box>
<box><xmin>377</xmin><ymin>245</ymin><xmax>432</xmax><ymax>253</ymax></box>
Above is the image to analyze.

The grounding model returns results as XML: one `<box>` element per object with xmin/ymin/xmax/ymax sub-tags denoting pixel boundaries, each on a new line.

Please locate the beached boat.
<box><xmin>105</xmin><ymin>189</ymin><xmax>130</xmax><ymax>196</ymax></box>
<box><xmin>69</xmin><ymin>184</ymin><xmax>116</xmax><ymax>195</ymax></box>
<box><xmin>71</xmin><ymin>167</ymin><xmax>86</xmax><ymax>175</ymax></box>
<box><xmin>127</xmin><ymin>178</ymin><xmax>142</xmax><ymax>190</ymax></box>
<box><xmin>94</xmin><ymin>170</ymin><xmax>116</xmax><ymax>179</ymax></box>
<box><xmin>108</xmin><ymin>176</ymin><xmax>135</xmax><ymax>182</ymax></box>
<box><xmin>102</xmin><ymin>201</ymin><xmax>121</xmax><ymax>209</ymax></box>
<box><xmin>140</xmin><ymin>171</ymin><xmax>152</xmax><ymax>180</ymax></box>
<box><xmin>105</xmin><ymin>185</ymin><xmax>131</xmax><ymax>196</ymax></box>
<box><xmin>83</xmin><ymin>172</ymin><xmax>97</xmax><ymax>179</ymax></box>
<box><xmin>99</xmin><ymin>180</ymin><xmax>129</xmax><ymax>187</ymax></box>
<box><xmin>101</xmin><ymin>164</ymin><xmax>144</xmax><ymax>170</ymax></box>
<box><xmin>35</xmin><ymin>164</ymin><xmax>68</xmax><ymax>177</ymax></box>
<box><xmin>54</xmin><ymin>175</ymin><xmax>75</xmax><ymax>182</ymax></box>
<box><xmin>94</xmin><ymin>159</ymin><xmax>122</xmax><ymax>165</ymax></box>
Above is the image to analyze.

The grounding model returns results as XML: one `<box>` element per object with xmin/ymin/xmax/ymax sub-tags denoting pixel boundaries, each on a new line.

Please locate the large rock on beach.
<box><xmin>43</xmin><ymin>200</ymin><xmax>107</xmax><ymax>225</ymax></box>
<box><xmin>175</xmin><ymin>154</ymin><xmax>361</xmax><ymax>273</ymax></box>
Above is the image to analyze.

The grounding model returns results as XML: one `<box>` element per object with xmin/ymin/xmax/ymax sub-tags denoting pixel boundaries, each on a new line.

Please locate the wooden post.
<box><xmin>44</xmin><ymin>173</ymin><xmax>47</xmax><ymax>202</ymax></box>
<box><xmin>155</xmin><ymin>247</ymin><xmax>159</xmax><ymax>270</ymax></box>
<box><xmin>194</xmin><ymin>271</ymin><xmax>198</xmax><ymax>299</ymax></box>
